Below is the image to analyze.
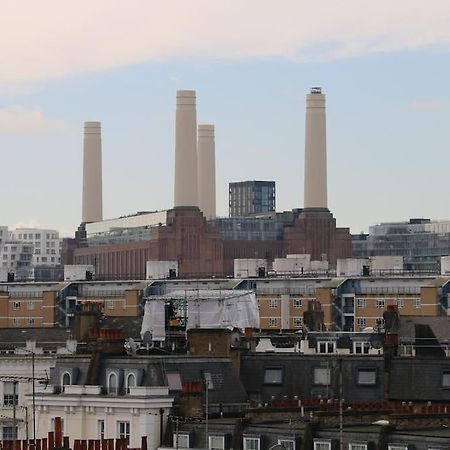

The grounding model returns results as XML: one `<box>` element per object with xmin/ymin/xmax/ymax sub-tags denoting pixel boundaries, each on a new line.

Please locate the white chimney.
<box><xmin>82</xmin><ymin>121</ymin><xmax>103</xmax><ymax>223</ymax></box>
<box><xmin>304</xmin><ymin>87</ymin><xmax>327</xmax><ymax>209</ymax></box>
<box><xmin>174</xmin><ymin>90</ymin><xmax>198</xmax><ymax>207</ymax></box>
<box><xmin>197</xmin><ymin>124</ymin><xmax>216</xmax><ymax>219</ymax></box>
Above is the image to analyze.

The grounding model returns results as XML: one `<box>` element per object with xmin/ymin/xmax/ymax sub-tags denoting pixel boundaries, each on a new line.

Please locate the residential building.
<box><xmin>229</xmin><ymin>180</ymin><xmax>276</xmax><ymax>217</ymax></box>
<box><xmin>353</xmin><ymin>218</ymin><xmax>450</xmax><ymax>272</ymax></box>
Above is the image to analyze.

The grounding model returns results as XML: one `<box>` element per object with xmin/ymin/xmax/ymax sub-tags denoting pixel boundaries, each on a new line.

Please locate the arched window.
<box><xmin>126</xmin><ymin>374</ymin><xmax>136</xmax><ymax>393</ymax></box>
<box><xmin>61</xmin><ymin>372</ymin><xmax>71</xmax><ymax>390</ymax></box>
<box><xmin>108</xmin><ymin>373</ymin><xmax>118</xmax><ymax>394</ymax></box>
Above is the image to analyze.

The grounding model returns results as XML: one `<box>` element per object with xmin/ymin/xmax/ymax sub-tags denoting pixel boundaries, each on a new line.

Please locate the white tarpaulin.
<box><xmin>140</xmin><ymin>289</ymin><xmax>259</xmax><ymax>342</ymax></box>
<box><xmin>140</xmin><ymin>299</ymin><xmax>166</xmax><ymax>341</ymax></box>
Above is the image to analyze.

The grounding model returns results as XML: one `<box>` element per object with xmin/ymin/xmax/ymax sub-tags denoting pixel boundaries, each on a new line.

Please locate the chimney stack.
<box><xmin>174</xmin><ymin>90</ymin><xmax>198</xmax><ymax>208</ymax></box>
<box><xmin>197</xmin><ymin>124</ymin><xmax>216</xmax><ymax>219</ymax></box>
<box><xmin>82</xmin><ymin>121</ymin><xmax>103</xmax><ymax>223</ymax></box>
<box><xmin>304</xmin><ymin>87</ymin><xmax>327</xmax><ymax>210</ymax></box>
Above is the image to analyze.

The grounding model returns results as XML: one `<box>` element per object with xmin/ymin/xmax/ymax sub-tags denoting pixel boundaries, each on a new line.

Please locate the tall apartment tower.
<box><xmin>197</xmin><ymin>124</ymin><xmax>216</xmax><ymax>219</ymax></box>
<box><xmin>174</xmin><ymin>90</ymin><xmax>198</xmax><ymax>208</ymax></box>
<box><xmin>229</xmin><ymin>181</ymin><xmax>276</xmax><ymax>217</ymax></box>
<box><xmin>304</xmin><ymin>87</ymin><xmax>327</xmax><ymax>209</ymax></box>
<box><xmin>82</xmin><ymin>121</ymin><xmax>103</xmax><ymax>223</ymax></box>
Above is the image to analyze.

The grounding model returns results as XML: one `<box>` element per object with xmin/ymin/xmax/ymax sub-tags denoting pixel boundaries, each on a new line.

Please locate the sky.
<box><xmin>1</xmin><ymin>0</ymin><xmax>450</xmax><ymax>236</ymax></box>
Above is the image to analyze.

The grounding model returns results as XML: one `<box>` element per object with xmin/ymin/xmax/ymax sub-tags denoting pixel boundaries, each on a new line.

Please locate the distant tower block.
<box><xmin>82</xmin><ymin>121</ymin><xmax>103</xmax><ymax>223</ymax></box>
<box><xmin>197</xmin><ymin>124</ymin><xmax>216</xmax><ymax>219</ymax></box>
<box><xmin>174</xmin><ymin>90</ymin><xmax>198</xmax><ymax>207</ymax></box>
<box><xmin>304</xmin><ymin>87</ymin><xmax>327</xmax><ymax>209</ymax></box>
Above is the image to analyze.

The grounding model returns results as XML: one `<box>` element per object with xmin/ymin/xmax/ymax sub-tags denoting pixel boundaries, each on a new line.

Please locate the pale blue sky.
<box><xmin>1</xmin><ymin>1</ymin><xmax>450</xmax><ymax>235</ymax></box>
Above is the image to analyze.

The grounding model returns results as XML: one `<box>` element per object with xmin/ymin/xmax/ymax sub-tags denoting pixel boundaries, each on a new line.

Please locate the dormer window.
<box><xmin>61</xmin><ymin>372</ymin><xmax>71</xmax><ymax>390</ymax></box>
<box><xmin>108</xmin><ymin>373</ymin><xmax>118</xmax><ymax>395</ymax></box>
<box><xmin>126</xmin><ymin>373</ymin><xmax>136</xmax><ymax>393</ymax></box>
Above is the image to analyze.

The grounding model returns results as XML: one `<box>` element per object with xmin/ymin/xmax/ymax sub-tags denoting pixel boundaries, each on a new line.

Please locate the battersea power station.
<box><xmin>63</xmin><ymin>88</ymin><xmax>352</xmax><ymax>278</ymax></box>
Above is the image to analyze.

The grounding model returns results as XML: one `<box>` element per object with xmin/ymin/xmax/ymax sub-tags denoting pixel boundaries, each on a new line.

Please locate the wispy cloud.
<box><xmin>0</xmin><ymin>106</ymin><xmax>69</xmax><ymax>136</ymax></box>
<box><xmin>1</xmin><ymin>1</ymin><xmax>450</xmax><ymax>85</ymax></box>
<box><xmin>13</xmin><ymin>218</ymin><xmax>41</xmax><ymax>229</ymax></box>
<box><xmin>410</xmin><ymin>99</ymin><xmax>446</xmax><ymax>111</ymax></box>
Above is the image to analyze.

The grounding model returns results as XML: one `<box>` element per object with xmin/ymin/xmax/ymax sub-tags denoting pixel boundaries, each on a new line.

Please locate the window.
<box><xmin>292</xmin><ymin>317</ymin><xmax>303</xmax><ymax>328</ymax></box>
<box><xmin>13</xmin><ymin>318</ymin><xmax>20</xmax><ymax>327</ymax></box>
<box><xmin>356</xmin><ymin>298</ymin><xmax>366</xmax><ymax>308</ymax></box>
<box><xmin>278</xmin><ymin>439</ymin><xmax>295</xmax><ymax>450</ymax></box>
<box><xmin>13</xmin><ymin>301</ymin><xmax>20</xmax><ymax>310</ymax></box>
<box><xmin>243</xmin><ymin>437</ymin><xmax>260</xmax><ymax>450</ymax></box>
<box><xmin>356</xmin><ymin>318</ymin><xmax>366</xmax><ymax>328</ymax></box>
<box><xmin>35</xmin><ymin>234</ymin><xmax>40</xmax><ymax>239</ymax></box>
<box><xmin>2</xmin><ymin>426</ymin><xmax>18</xmax><ymax>440</ymax></box>
<box><xmin>269</xmin><ymin>298</ymin><xmax>278</xmax><ymax>308</ymax></box>
<box><xmin>353</xmin><ymin>342</ymin><xmax>370</xmax><ymax>354</ymax></box>
<box><xmin>107</xmin><ymin>373</ymin><xmax>118</xmax><ymax>394</ymax></box>
<box><xmin>387</xmin><ymin>446</ymin><xmax>408</xmax><ymax>450</ymax></box>
<box><xmin>173</xmin><ymin>433</ymin><xmax>190</xmax><ymax>448</ymax></box>
<box><xmin>166</xmin><ymin>372</ymin><xmax>182</xmax><ymax>391</ymax></box>
<box><xmin>28</xmin><ymin>318</ymin><xmax>35</xmax><ymax>326</ymax></box>
<box><xmin>292</xmin><ymin>298</ymin><xmax>302</xmax><ymax>308</ymax></box>
<box><xmin>358</xmin><ymin>368</ymin><xmax>376</xmax><ymax>386</ymax></box>
<box><xmin>349</xmin><ymin>444</ymin><xmax>368</xmax><ymax>450</ymax></box>
<box><xmin>268</xmin><ymin>317</ymin><xmax>279</xmax><ymax>328</ymax></box>
<box><xmin>442</xmin><ymin>371</ymin><xmax>450</xmax><ymax>388</ymax></box>
<box><xmin>314</xmin><ymin>440</ymin><xmax>331</xmax><ymax>450</ymax></box>
<box><xmin>376</xmin><ymin>299</ymin><xmax>385</xmax><ymax>308</ymax></box>
<box><xmin>317</xmin><ymin>341</ymin><xmax>335</xmax><ymax>354</ymax></box>
<box><xmin>264</xmin><ymin>368</ymin><xmax>283</xmax><ymax>384</ymax></box>
<box><xmin>61</xmin><ymin>372</ymin><xmax>71</xmax><ymax>388</ymax></box>
<box><xmin>209</xmin><ymin>435</ymin><xmax>225</xmax><ymax>450</ymax></box>
<box><xmin>396</xmin><ymin>298</ymin><xmax>404</xmax><ymax>308</ymax></box>
<box><xmin>414</xmin><ymin>298</ymin><xmax>421</xmax><ymax>309</ymax></box>
<box><xmin>117</xmin><ymin>421</ymin><xmax>130</xmax><ymax>441</ymax></box>
<box><xmin>27</xmin><ymin>301</ymin><xmax>35</xmax><ymax>310</ymax></box>
<box><xmin>97</xmin><ymin>420</ymin><xmax>105</xmax><ymax>440</ymax></box>
<box><xmin>3</xmin><ymin>382</ymin><xmax>18</xmax><ymax>406</ymax></box>
<box><xmin>107</xmin><ymin>299</ymin><xmax>115</xmax><ymax>309</ymax></box>
<box><xmin>126</xmin><ymin>373</ymin><xmax>136</xmax><ymax>393</ymax></box>
<box><xmin>313</xmin><ymin>367</ymin><xmax>330</xmax><ymax>386</ymax></box>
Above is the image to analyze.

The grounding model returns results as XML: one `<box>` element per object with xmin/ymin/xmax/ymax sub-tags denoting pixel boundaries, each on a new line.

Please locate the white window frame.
<box><xmin>353</xmin><ymin>341</ymin><xmax>370</xmax><ymax>354</ymax></box>
<box><xmin>61</xmin><ymin>372</ymin><xmax>71</xmax><ymax>388</ymax></box>
<box><xmin>396</xmin><ymin>298</ymin><xmax>404</xmax><ymax>308</ymax></box>
<box><xmin>376</xmin><ymin>299</ymin><xmax>385</xmax><ymax>308</ymax></box>
<box><xmin>243</xmin><ymin>437</ymin><xmax>260</xmax><ymax>450</ymax></box>
<box><xmin>313</xmin><ymin>440</ymin><xmax>331</xmax><ymax>450</ymax></box>
<box><xmin>356</xmin><ymin>317</ymin><xmax>366</xmax><ymax>328</ymax></box>
<box><xmin>209</xmin><ymin>435</ymin><xmax>225</xmax><ymax>450</ymax></box>
<box><xmin>269</xmin><ymin>298</ymin><xmax>278</xmax><ymax>308</ymax></box>
<box><xmin>413</xmin><ymin>298</ymin><xmax>421</xmax><ymax>309</ymax></box>
<box><xmin>13</xmin><ymin>302</ymin><xmax>20</xmax><ymax>310</ymax></box>
<box><xmin>292</xmin><ymin>298</ymin><xmax>302</xmax><ymax>308</ymax></box>
<box><xmin>173</xmin><ymin>433</ymin><xmax>190</xmax><ymax>449</ymax></box>
<box><xmin>349</xmin><ymin>444</ymin><xmax>368</xmax><ymax>450</ymax></box>
<box><xmin>278</xmin><ymin>439</ymin><xmax>295</xmax><ymax>450</ymax></box>
<box><xmin>387</xmin><ymin>445</ymin><xmax>408</xmax><ymax>450</ymax></box>
<box><xmin>356</xmin><ymin>298</ymin><xmax>367</xmax><ymax>308</ymax></box>
<box><xmin>292</xmin><ymin>317</ymin><xmax>303</xmax><ymax>328</ymax></box>
<box><xmin>107</xmin><ymin>299</ymin><xmax>115</xmax><ymax>309</ymax></box>
<box><xmin>117</xmin><ymin>421</ymin><xmax>130</xmax><ymax>441</ymax></box>
<box><xmin>268</xmin><ymin>317</ymin><xmax>279</xmax><ymax>328</ymax></box>
<box><xmin>97</xmin><ymin>419</ymin><xmax>105</xmax><ymax>440</ymax></box>
<box><xmin>317</xmin><ymin>341</ymin><xmax>336</xmax><ymax>354</ymax></box>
